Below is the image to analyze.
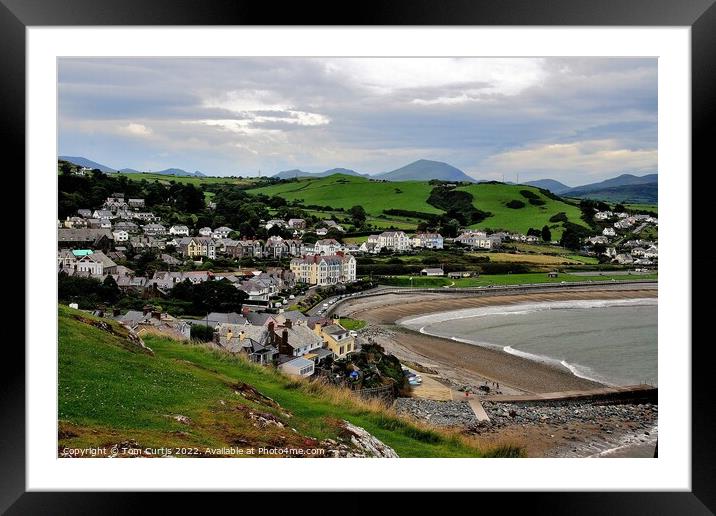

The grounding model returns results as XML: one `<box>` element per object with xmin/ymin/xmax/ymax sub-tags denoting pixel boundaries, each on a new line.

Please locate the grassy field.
<box><xmin>457</xmin><ymin>183</ymin><xmax>588</xmax><ymax>239</ymax></box>
<box><xmin>377</xmin><ymin>272</ymin><xmax>658</xmax><ymax>288</ymax></box>
<box><xmin>117</xmin><ymin>172</ymin><xmax>260</xmax><ymax>186</ymax></box>
<box><xmin>466</xmin><ymin>252</ymin><xmax>597</xmax><ymax>265</ymax></box>
<box><xmin>623</xmin><ymin>203</ymin><xmax>658</xmax><ymax>214</ymax></box>
<box><xmin>58</xmin><ymin>305</ymin><xmax>517</xmax><ymax>458</ymax></box>
<box><xmin>338</xmin><ymin>318</ymin><xmax>367</xmax><ymax>331</ymax></box>
<box><xmin>251</xmin><ymin>175</ymin><xmax>592</xmax><ymax>239</ymax></box>
<box><xmin>250</xmin><ymin>174</ymin><xmax>442</xmax><ymax>216</ymax></box>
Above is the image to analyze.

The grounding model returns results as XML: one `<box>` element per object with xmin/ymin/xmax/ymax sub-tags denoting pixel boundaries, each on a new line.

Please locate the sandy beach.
<box><xmin>340</xmin><ymin>285</ymin><xmax>658</xmax><ymax>394</ymax></box>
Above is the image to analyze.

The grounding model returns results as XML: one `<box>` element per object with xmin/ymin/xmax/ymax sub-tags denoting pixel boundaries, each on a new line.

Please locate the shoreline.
<box><xmin>342</xmin><ymin>285</ymin><xmax>658</xmax><ymax>457</ymax></box>
<box><xmin>343</xmin><ymin>286</ymin><xmax>657</xmax><ymax>394</ymax></box>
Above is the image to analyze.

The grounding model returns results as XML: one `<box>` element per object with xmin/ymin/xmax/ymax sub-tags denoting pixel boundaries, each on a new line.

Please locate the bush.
<box><xmin>190</xmin><ymin>323</ymin><xmax>214</xmax><ymax>342</ymax></box>
<box><xmin>506</xmin><ymin>200</ymin><xmax>525</xmax><ymax>209</ymax></box>
<box><xmin>549</xmin><ymin>212</ymin><xmax>568</xmax><ymax>223</ymax></box>
<box><xmin>519</xmin><ymin>189</ymin><xmax>540</xmax><ymax>200</ymax></box>
<box><xmin>528</xmin><ymin>198</ymin><xmax>546</xmax><ymax>206</ymax></box>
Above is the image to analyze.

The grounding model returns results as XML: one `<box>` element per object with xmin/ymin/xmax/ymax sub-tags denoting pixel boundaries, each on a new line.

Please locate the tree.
<box><xmin>170</xmin><ymin>279</ymin><xmax>248</xmax><ymax>314</ymax></box>
<box><xmin>541</xmin><ymin>225</ymin><xmax>552</xmax><ymax>242</ymax></box>
<box><xmin>349</xmin><ymin>205</ymin><xmax>367</xmax><ymax>228</ymax></box>
<box><xmin>560</xmin><ymin>227</ymin><xmax>581</xmax><ymax>250</ymax></box>
<box><xmin>101</xmin><ymin>275</ymin><xmax>122</xmax><ymax>304</ymax></box>
<box><xmin>527</xmin><ymin>227</ymin><xmax>541</xmax><ymax>238</ymax></box>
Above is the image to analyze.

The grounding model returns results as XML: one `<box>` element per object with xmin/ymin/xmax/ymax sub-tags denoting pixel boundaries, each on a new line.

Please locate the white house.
<box><xmin>411</xmin><ymin>233</ymin><xmax>444</xmax><ymax>249</ymax></box>
<box><xmin>455</xmin><ymin>231</ymin><xmax>502</xmax><ymax>249</ymax></box>
<box><xmin>602</xmin><ymin>227</ymin><xmax>616</xmax><ymax>237</ymax></box>
<box><xmin>595</xmin><ymin>211</ymin><xmax>614</xmax><ymax>220</ymax></box>
<box><xmin>112</xmin><ymin>230</ymin><xmax>129</xmax><ymax>242</ymax></box>
<box><xmin>377</xmin><ymin>231</ymin><xmax>411</xmax><ymax>252</ymax></box>
<box><xmin>198</xmin><ymin>227</ymin><xmax>213</xmax><ymax>237</ymax></box>
<box><xmin>143</xmin><ymin>223</ymin><xmax>167</xmax><ymax>236</ymax></box>
<box><xmin>169</xmin><ymin>225</ymin><xmax>190</xmax><ymax>236</ymax></box>
<box><xmin>265</xmin><ymin>219</ymin><xmax>286</xmax><ymax>230</ymax></box>
<box><xmin>315</xmin><ymin>238</ymin><xmax>341</xmax><ymax>255</ymax></box>
<box><xmin>213</xmin><ymin>226</ymin><xmax>233</xmax><ymax>239</ymax></box>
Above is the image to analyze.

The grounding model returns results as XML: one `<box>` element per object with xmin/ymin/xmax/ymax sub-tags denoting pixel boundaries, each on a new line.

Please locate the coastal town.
<box><xmin>58</xmin><ymin>164</ymin><xmax>658</xmax><ymax>386</ymax></box>
<box><xmin>54</xmin><ymin>57</ymin><xmax>661</xmax><ymax>461</ymax></box>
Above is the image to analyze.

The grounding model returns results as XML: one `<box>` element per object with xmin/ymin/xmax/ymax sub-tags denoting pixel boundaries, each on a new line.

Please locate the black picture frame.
<box><xmin>4</xmin><ymin>0</ymin><xmax>712</xmax><ymax>512</ymax></box>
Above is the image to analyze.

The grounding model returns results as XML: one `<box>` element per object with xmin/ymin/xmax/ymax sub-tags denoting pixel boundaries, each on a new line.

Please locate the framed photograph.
<box><xmin>7</xmin><ymin>0</ymin><xmax>712</xmax><ymax>510</ymax></box>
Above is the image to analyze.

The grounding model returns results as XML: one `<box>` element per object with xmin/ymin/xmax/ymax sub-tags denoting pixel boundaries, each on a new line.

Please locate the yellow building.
<box><xmin>314</xmin><ymin>319</ymin><xmax>355</xmax><ymax>357</ymax></box>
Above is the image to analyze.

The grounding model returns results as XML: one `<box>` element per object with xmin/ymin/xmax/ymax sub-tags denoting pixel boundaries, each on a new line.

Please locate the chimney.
<box><xmin>152</xmin><ymin>310</ymin><xmax>162</xmax><ymax>320</ymax></box>
<box><xmin>142</xmin><ymin>304</ymin><xmax>153</xmax><ymax>316</ymax></box>
<box><xmin>280</xmin><ymin>329</ymin><xmax>290</xmax><ymax>355</ymax></box>
<box><xmin>285</xmin><ymin>319</ymin><xmax>292</xmax><ymax>329</ymax></box>
<box><xmin>239</xmin><ymin>330</ymin><xmax>245</xmax><ymax>341</ymax></box>
<box><xmin>332</xmin><ymin>317</ymin><xmax>340</xmax><ymax>326</ymax></box>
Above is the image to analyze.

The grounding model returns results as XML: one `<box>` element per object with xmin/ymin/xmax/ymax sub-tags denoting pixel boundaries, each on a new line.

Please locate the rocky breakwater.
<box><xmin>481</xmin><ymin>400</ymin><xmax>657</xmax><ymax>431</ymax></box>
<box><xmin>394</xmin><ymin>399</ymin><xmax>478</xmax><ymax>427</ymax></box>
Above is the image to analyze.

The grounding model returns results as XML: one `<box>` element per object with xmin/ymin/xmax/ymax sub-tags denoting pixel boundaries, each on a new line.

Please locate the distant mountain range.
<box><xmin>374</xmin><ymin>159</ymin><xmax>475</xmax><ymax>182</ymax></box>
<box><xmin>59</xmin><ymin>156</ymin><xmax>117</xmax><ymax>173</ymax></box>
<box><xmin>524</xmin><ymin>179</ymin><xmax>572</xmax><ymax>194</ymax></box>
<box><xmin>60</xmin><ymin>156</ymin><xmax>207</xmax><ymax>177</ymax></box>
<box><xmin>273</xmin><ymin>159</ymin><xmax>476</xmax><ymax>182</ymax></box>
<box><xmin>60</xmin><ymin>154</ymin><xmax>656</xmax><ymax>202</ymax></box>
<box><xmin>560</xmin><ymin>173</ymin><xmax>658</xmax><ymax>203</ymax></box>
<box><xmin>523</xmin><ymin>173</ymin><xmax>657</xmax><ymax>203</ymax></box>
<box><xmin>273</xmin><ymin>168</ymin><xmax>366</xmax><ymax>180</ymax></box>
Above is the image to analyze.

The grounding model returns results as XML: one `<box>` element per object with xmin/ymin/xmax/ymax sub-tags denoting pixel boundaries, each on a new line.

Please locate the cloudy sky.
<box><xmin>58</xmin><ymin>57</ymin><xmax>657</xmax><ymax>185</ymax></box>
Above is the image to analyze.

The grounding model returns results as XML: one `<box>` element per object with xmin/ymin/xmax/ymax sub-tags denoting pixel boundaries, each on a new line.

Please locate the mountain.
<box><xmin>154</xmin><ymin>168</ymin><xmax>193</xmax><ymax>176</ymax></box>
<box><xmin>321</xmin><ymin>168</ymin><xmax>365</xmax><ymax>177</ymax></box>
<box><xmin>118</xmin><ymin>168</ymin><xmax>140</xmax><ymax>173</ymax></box>
<box><xmin>563</xmin><ymin>183</ymin><xmax>658</xmax><ymax>204</ymax></box>
<box><xmin>375</xmin><ymin>159</ymin><xmax>475</xmax><ymax>182</ymax></box>
<box><xmin>272</xmin><ymin>168</ymin><xmax>365</xmax><ymax>179</ymax></box>
<box><xmin>273</xmin><ymin>169</ymin><xmax>314</xmax><ymax>179</ymax></box>
<box><xmin>524</xmin><ymin>179</ymin><xmax>571</xmax><ymax>194</ymax></box>
<box><xmin>193</xmin><ymin>171</ymin><xmax>207</xmax><ymax>177</ymax></box>
<box><xmin>565</xmin><ymin>173</ymin><xmax>657</xmax><ymax>194</ymax></box>
<box><xmin>562</xmin><ymin>173</ymin><xmax>658</xmax><ymax>203</ymax></box>
<box><xmin>59</xmin><ymin>156</ymin><xmax>116</xmax><ymax>173</ymax></box>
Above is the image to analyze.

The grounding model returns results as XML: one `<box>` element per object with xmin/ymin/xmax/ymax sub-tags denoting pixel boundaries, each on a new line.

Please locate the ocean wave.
<box><xmin>397</xmin><ymin>297</ymin><xmax>657</xmax><ymax>330</ymax></box>
<box><xmin>398</xmin><ymin>297</ymin><xmax>657</xmax><ymax>385</ymax></box>
<box><xmin>588</xmin><ymin>423</ymin><xmax>659</xmax><ymax>458</ymax></box>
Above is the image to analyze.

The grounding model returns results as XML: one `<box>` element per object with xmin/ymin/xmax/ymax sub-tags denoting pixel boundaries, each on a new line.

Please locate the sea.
<box><xmin>398</xmin><ymin>298</ymin><xmax>658</xmax><ymax>387</ymax></box>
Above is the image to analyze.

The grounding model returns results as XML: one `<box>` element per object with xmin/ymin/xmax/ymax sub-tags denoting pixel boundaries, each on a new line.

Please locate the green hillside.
<box><xmin>249</xmin><ymin>174</ymin><xmax>442</xmax><ymax>216</ymax></box>
<box><xmin>251</xmin><ymin>175</ymin><xmax>587</xmax><ymax>238</ymax></box>
<box><xmin>457</xmin><ymin>183</ymin><xmax>588</xmax><ymax>238</ymax></box>
<box><xmin>58</xmin><ymin>305</ymin><xmax>517</xmax><ymax>458</ymax></box>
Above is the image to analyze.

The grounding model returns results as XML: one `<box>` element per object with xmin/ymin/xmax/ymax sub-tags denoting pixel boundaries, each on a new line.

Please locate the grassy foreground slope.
<box><xmin>457</xmin><ymin>183</ymin><xmax>588</xmax><ymax>239</ymax></box>
<box><xmin>249</xmin><ymin>174</ymin><xmax>442</xmax><ymax>216</ymax></box>
<box><xmin>58</xmin><ymin>305</ymin><xmax>518</xmax><ymax>458</ymax></box>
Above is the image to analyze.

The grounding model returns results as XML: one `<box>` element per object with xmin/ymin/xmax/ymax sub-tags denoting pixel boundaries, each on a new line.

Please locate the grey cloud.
<box><xmin>58</xmin><ymin>57</ymin><xmax>657</xmax><ymax>182</ymax></box>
